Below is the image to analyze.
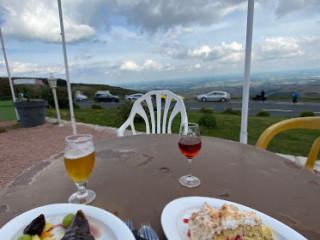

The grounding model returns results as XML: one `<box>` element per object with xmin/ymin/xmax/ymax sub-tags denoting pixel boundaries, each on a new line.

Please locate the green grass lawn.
<box><xmin>0</xmin><ymin>101</ymin><xmax>17</xmax><ymax>121</ymax></box>
<box><xmin>46</xmin><ymin>107</ymin><xmax>320</xmax><ymax>157</ymax></box>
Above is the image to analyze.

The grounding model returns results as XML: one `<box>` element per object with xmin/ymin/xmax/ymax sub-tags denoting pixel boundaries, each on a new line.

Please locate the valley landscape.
<box><xmin>1</xmin><ymin>69</ymin><xmax>320</xmax><ymax>101</ymax></box>
<box><xmin>117</xmin><ymin>68</ymin><xmax>320</xmax><ymax>99</ymax></box>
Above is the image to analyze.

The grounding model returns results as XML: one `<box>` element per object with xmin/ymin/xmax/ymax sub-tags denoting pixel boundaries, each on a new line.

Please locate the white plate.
<box><xmin>0</xmin><ymin>203</ymin><xmax>135</xmax><ymax>240</ymax></box>
<box><xmin>161</xmin><ymin>196</ymin><xmax>307</xmax><ymax>240</ymax></box>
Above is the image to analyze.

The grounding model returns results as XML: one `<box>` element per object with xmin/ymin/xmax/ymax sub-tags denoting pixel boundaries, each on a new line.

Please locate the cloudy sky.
<box><xmin>0</xmin><ymin>0</ymin><xmax>319</xmax><ymax>85</ymax></box>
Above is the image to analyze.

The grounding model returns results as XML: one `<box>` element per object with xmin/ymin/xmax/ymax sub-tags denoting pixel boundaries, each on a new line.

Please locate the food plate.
<box><xmin>0</xmin><ymin>203</ymin><xmax>135</xmax><ymax>240</ymax></box>
<box><xmin>161</xmin><ymin>196</ymin><xmax>307</xmax><ymax>240</ymax></box>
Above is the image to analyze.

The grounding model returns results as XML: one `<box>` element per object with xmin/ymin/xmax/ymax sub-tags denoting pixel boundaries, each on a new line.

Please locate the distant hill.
<box><xmin>0</xmin><ymin>77</ymin><xmax>139</xmax><ymax>99</ymax></box>
<box><xmin>71</xmin><ymin>83</ymin><xmax>138</xmax><ymax>99</ymax></box>
<box><xmin>117</xmin><ymin>69</ymin><xmax>320</xmax><ymax>99</ymax></box>
<box><xmin>1</xmin><ymin>69</ymin><xmax>320</xmax><ymax>100</ymax></box>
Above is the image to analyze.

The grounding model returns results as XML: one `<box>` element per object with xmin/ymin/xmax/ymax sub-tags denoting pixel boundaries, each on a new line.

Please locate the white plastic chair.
<box><xmin>117</xmin><ymin>90</ymin><xmax>188</xmax><ymax>137</ymax></box>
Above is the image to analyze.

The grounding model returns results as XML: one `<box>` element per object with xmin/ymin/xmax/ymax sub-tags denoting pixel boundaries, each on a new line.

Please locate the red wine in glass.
<box><xmin>178</xmin><ymin>137</ymin><xmax>201</xmax><ymax>159</ymax></box>
<box><xmin>178</xmin><ymin>123</ymin><xmax>202</xmax><ymax>188</ymax></box>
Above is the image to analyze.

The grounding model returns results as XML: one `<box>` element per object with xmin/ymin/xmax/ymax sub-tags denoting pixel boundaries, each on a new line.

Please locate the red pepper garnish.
<box><xmin>234</xmin><ymin>235</ymin><xmax>242</xmax><ymax>240</ymax></box>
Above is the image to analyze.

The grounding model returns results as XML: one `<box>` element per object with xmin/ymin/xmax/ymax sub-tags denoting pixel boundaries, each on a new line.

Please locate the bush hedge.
<box><xmin>198</xmin><ymin>114</ymin><xmax>217</xmax><ymax>128</ymax></box>
<box><xmin>257</xmin><ymin>111</ymin><xmax>270</xmax><ymax>117</ymax></box>
<box><xmin>300</xmin><ymin>111</ymin><xmax>315</xmax><ymax>117</ymax></box>
<box><xmin>199</xmin><ymin>107</ymin><xmax>214</xmax><ymax>114</ymax></box>
<box><xmin>222</xmin><ymin>108</ymin><xmax>241</xmax><ymax>115</ymax></box>
<box><xmin>42</xmin><ymin>87</ymin><xmax>72</xmax><ymax>109</ymax></box>
<box><xmin>92</xmin><ymin>104</ymin><xmax>102</xmax><ymax>109</ymax></box>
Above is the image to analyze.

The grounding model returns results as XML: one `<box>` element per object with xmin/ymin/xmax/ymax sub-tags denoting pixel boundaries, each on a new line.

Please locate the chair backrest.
<box><xmin>117</xmin><ymin>90</ymin><xmax>188</xmax><ymax>137</ymax></box>
<box><xmin>256</xmin><ymin>117</ymin><xmax>320</xmax><ymax>172</ymax></box>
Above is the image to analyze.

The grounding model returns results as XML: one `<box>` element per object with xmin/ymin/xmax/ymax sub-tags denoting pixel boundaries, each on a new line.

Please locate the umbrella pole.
<box><xmin>0</xmin><ymin>27</ymin><xmax>20</xmax><ymax>121</ymax></box>
<box><xmin>57</xmin><ymin>0</ymin><xmax>77</xmax><ymax>135</ymax></box>
<box><xmin>240</xmin><ymin>0</ymin><xmax>255</xmax><ymax>144</ymax></box>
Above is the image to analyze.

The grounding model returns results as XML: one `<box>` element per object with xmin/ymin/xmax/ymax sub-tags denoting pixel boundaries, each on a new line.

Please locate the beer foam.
<box><xmin>65</xmin><ymin>143</ymin><xmax>94</xmax><ymax>159</ymax></box>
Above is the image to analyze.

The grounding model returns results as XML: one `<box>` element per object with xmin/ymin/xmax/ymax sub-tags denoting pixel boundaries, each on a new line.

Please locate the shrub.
<box><xmin>14</xmin><ymin>84</ymin><xmax>49</xmax><ymax>100</ymax></box>
<box><xmin>200</xmin><ymin>107</ymin><xmax>214</xmax><ymax>114</ymax></box>
<box><xmin>256</xmin><ymin>111</ymin><xmax>270</xmax><ymax>117</ymax></box>
<box><xmin>198</xmin><ymin>113</ymin><xmax>217</xmax><ymax>128</ymax></box>
<box><xmin>222</xmin><ymin>108</ymin><xmax>241</xmax><ymax>115</ymax></box>
<box><xmin>117</xmin><ymin>101</ymin><xmax>134</xmax><ymax>121</ymax></box>
<box><xmin>117</xmin><ymin>101</ymin><xmax>156</xmax><ymax>123</ymax></box>
<box><xmin>300</xmin><ymin>111</ymin><xmax>315</xmax><ymax>117</ymax></box>
<box><xmin>42</xmin><ymin>87</ymin><xmax>71</xmax><ymax>109</ymax></box>
<box><xmin>91</xmin><ymin>104</ymin><xmax>102</xmax><ymax>109</ymax></box>
<box><xmin>73</xmin><ymin>102</ymin><xmax>80</xmax><ymax>109</ymax></box>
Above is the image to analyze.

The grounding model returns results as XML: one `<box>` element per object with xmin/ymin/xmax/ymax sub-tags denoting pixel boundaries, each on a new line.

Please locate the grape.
<box><xmin>17</xmin><ymin>234</ymin><xmax>32</xmax><ymax>240</ymax></box>
<box><xmin>62</xmin><ymin>213</ymin><xmax>74</xmax><ymax>227</ymax></box>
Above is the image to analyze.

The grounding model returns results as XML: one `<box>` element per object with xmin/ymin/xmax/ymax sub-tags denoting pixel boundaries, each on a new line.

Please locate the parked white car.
<box><xmin>125</xmin><ymin>93</ymin><xmax>144</xmax><ymax>101</ymax></box>
<box><xmin>197</xmin><ymin>91</ymin><xmax>231</xmax><ymax>102</ymax></box>
<box><xmin>75</xmin><ymin>93</ymin><xmax>88</xmax><ymax>101</ymax></box>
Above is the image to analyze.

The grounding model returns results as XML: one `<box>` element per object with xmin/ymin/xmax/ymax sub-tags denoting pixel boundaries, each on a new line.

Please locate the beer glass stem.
<box><xmin>75</xmin><ymin>182</ymin><xmax>88</xmax><ymax>199</ymax></box>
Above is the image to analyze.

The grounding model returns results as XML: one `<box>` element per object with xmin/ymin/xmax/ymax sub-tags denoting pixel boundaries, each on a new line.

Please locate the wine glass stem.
<box><xmin>187</xmin><ymin>158</ymin><xmax>192</xmax><ymax>176</ymax></box>
<box><xmin>75</xmin><ymin>182</ymin><xmax>88</xmax><ymax>199</ymax></box>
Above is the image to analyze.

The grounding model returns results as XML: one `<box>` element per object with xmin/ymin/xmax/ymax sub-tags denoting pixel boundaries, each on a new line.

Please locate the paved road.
<box><xmin>77</xmin><ymin>100</ymin><xmax>320</xmax><ymax>117</ymax></box>
<box><xmin>185</xmin><ymin>100</ymin><xmax>320</xmax><ymax>117</ymax></box>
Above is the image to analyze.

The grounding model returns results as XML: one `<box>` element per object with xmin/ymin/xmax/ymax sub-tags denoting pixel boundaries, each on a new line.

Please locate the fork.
<box><xmin>125</xmin><ymin>219</ymin><xmax>134</xmax><ymax>231</ymax></box>
<box><xmin>139</xmin><ymin>223</ymin><xmax>159</xmax><ymax>240</ymax></box>
<box><xmin>125</xmin><ymin>219</ymin><xmax>147</xmax><ymax>240</ymax></box>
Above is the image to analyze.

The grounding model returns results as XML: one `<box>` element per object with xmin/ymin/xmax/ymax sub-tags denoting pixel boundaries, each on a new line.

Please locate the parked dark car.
<box><xmin>94</xmin><ymin>91</ymin><xmax>120</xmax><ymax>102</ymax></box>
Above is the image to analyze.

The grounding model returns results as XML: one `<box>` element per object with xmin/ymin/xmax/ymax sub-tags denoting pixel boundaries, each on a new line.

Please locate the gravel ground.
<box><xmin>0</xmin><ymin>120</ymin><xmax>117</xmax><ymax>190</ymax></box>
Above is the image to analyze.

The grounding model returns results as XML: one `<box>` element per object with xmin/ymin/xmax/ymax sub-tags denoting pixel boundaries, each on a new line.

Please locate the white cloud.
<box><xmin>300</xmin><ymin>35</ymin><xmax>320</xmax><ymax>43</ymax></box>
<box><xmin>165</xmin><ymin>27</ymin><xmax>194</xmax><ymax>39</ymax></box>
<box><xmin>118</xmin><ymin>59</ymin><xmax>174</xmax><ymax>72</ymax></box>
<box><xmin>0</xmin><ymin>0</ymin><xmax>248</xmax><ymax>42</ymax></box>
<box><xmin>142</xmin><ymin>60</ymin><xmax>163</xmax><ymax>71</ymax></box>
<box><xmin>188</xmin><ymin>46</ymin><xmax>212</xmax><ymax>58</ymax></box>
<box><xmin>194</xmin><ymin>63</ymin><xmax>201</xmax><ymax>69</ymax></box>
<box><xmin>184</xmin><ymin>63</ymin><xmax>204</xmax><ymax>72</ymax></box>
<box><xmin>116</xmin><ymin>0</ymin><xmax>247</xmax><ymax>31</ymax></box>
<box><xmin>110</xmin><ymin>26</ymin><xmax>141</xmax><ymax>40</ymax></box>
<box><xmin>0</xmin><ymin>60</ymin><xmax>64</xmax><ymax>76</ymax></box>
<box><xmin>274</xmin><ymin>0</ymin><xmax>320</xmax><ymax>16</ymax></box>
<box><xmin>0</xmin><ymin>0</ymin><xmax>95</xmax><ymax>42</ymax></box>
<box><xmin>0</xmin><ymin>0</ymin><xmax>319</xmax><ymax>83</ymax></box>
<box><xmin>256</xmin><ymin>37</ymin><xmax>305</xmax><ymax>61</ymax></box>
<box><xmin>120</xmin><ymin>61</ymin><xmax>140</xmax><ymax>71</ymax></box>
<box><xmin>186</xmin><ymin>42</ymin><xmax>243</xmax><ymax>63</ymax></box>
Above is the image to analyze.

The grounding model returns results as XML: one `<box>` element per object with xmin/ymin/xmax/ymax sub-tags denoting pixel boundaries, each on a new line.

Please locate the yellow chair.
<box><xmin>256</xmin><ymin>117</ymin><xmax>320</xmax><ymax>172</ymax></box>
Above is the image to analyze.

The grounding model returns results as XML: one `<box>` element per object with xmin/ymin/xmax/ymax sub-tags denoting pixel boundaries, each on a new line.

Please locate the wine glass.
<box><xmin>178</xmin><ymin>123</ymin><xmax>202</xmax><ymax>188</ymax></box>
<box><xmin>64</xmin><ymin>134</ymin><xmax>96</xmax><ymax>204</ymax></box>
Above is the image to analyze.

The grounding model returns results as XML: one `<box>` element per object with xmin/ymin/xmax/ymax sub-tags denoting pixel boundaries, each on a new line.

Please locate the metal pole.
<box><xmin>0</xmin><ymin>27</ymin><xmax>20</xmax><ymax>121</ymax></box>
<box><xmin>52</xmin><ymin>87</ymin><xmax>62</xmax><ymax>125</ymax></box>
<box><xmin>57</xmin><ymin>0</ymin><xmax>77</xmax><ymax>134</ymax></box>
<box><xmin>240</xmin><ymin>0</ymin><xmax>255</xmax><ymax>144</ymax></box>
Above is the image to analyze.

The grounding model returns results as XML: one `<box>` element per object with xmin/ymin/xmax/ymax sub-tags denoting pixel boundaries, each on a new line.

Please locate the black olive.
<box><xmin>23</xmin><ymin>214</ymin><xmax>46</xmax><ymax>236</ymax></box>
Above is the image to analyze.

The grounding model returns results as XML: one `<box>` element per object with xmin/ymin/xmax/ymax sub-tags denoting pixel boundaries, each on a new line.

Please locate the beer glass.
<box><xmin>64</xmin><ymin>134</ymin><xmax>96</xmax><ymax>204</ymax></box>
<box><xmin>178</xmin><ymin>123</ymin><xmax>202</xmax><ymax>187</ymax></box>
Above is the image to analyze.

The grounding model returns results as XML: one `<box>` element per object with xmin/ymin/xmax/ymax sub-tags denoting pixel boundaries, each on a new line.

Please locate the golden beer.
<box><xmin>64</xmin><ymin>151</ymin><xmax>95</xmax><ymax>183</ymax></box>
<box><xmin>64</xmin><ymin>134</ymin><xmax>96</xmax><ymax>204</ymax></box>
